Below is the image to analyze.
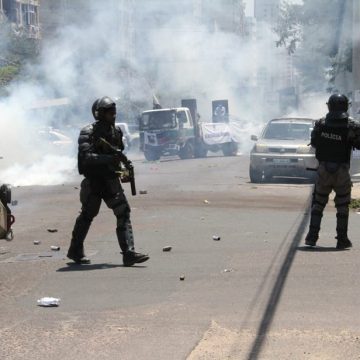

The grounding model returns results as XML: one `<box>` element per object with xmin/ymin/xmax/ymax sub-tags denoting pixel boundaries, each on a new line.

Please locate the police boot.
<box><xmin>117</xmin><ymin>220</ymin><xmax>149</xmax><ymax>266</ymax></box>
<box><xmin>67</xmin><ymin>216</ymin><xmax>91</xmax><ymax>264</ymax></box>
<box><xmin>305</xmin><ymin>210</ymin><xmax>322</xmax><ymax>247</ymax></box>
<box><xmin>336</xmin><ymin>213</ymin><xmax>352</xmax><ymax>250</ymax></box>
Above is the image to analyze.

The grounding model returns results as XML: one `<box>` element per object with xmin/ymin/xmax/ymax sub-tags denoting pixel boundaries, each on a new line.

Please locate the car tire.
<box><xmin>194</xmin><ymin>142</ymin><xmax>207</xmax><ymax>158</ymax></box>
<box><xmin>222</xmin><ymin>142</ymin><xmax>238</xmax><ymax>156</ymax></box>
<box><xmin>179</xmin><ymin>141</ymin><xmax>194</xmax><ymax>160</ymax></box>
<box><xmin>249</xmin><ymin>167</ymin><xmax>262</xmax><ymax>183</ymax></box>
<box><xmin>144</xmin><ymin>148</ymin><xmax>161</xmax><ymax>161</ymax></box>
<box><xmin>0</xmin><ymin>184</ymin><xmax>11</xmax><ymax>204</ymax></box>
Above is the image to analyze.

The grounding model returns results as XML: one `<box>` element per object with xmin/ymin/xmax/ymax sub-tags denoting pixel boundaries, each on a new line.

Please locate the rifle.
<box><xmin>98</xmin><ymin>137</ymin><xmax>137</xmax><ymax>196</ymax></box>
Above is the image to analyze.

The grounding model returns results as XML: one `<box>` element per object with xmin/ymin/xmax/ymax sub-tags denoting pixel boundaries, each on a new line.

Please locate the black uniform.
<box><xmin>305</xmin><ymin>106</ymin><xmax>360</xmax><ymax>249</ymax></box>
<box><xmin>68</xmin><ymin>97</ymin><xmax>149</xmax><ymax>265</ymax></box>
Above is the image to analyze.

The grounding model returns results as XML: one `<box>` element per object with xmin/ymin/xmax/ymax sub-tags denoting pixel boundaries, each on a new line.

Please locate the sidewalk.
<box><xmin>353</xmin><ymin>179</ymin><xmax>360</xmax><ymax>199</ymax></box>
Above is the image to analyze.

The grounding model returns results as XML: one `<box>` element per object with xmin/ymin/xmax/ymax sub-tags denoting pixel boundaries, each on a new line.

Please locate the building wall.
<box><xmin>1</xmin><ymin>0</ymin><xmax>40</xmax><ymax>38</ymax></box>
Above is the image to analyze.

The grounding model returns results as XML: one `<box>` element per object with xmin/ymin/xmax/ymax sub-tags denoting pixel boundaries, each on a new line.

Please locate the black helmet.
<box><xmin>91</xmin><ymin>98</ymin><xmax>100</xmax><ymax>120</ymax></box>
<box><xmin>97</xmin><ymin>96</ymin><xmax>116</xmax><ymax>111</ymax></box>
<box><xmin>326</xmin><ymin>94</ymin><xmax>350</xmax><ymax>120</ymax></box>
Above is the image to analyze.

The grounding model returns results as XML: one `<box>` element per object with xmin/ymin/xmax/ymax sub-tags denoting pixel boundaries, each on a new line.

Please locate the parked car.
<box><xmin>249</xmin><ymin>118</ymin><xmax>318</xmax><ymax>182</ymax></box>
<box><xmin>116</xmin><ymin>122</ymin><xmax>140</xmax><ymax>154</ymax></box>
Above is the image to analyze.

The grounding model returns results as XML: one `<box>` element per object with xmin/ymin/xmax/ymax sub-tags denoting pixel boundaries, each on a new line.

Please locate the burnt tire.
<box><xmin>249</xmin><ymin>167</ymin><xmax>262</xmax><ymax>183</ymax></box>
<box><xmin>179</xmin><ymin>141</ymin><xmax>194</xmax><ymax>160</ymax></box>
<box><xmin>222</xmin><ymin>142</ymin><xmax>238</xmax><ymax>156</ymax></box>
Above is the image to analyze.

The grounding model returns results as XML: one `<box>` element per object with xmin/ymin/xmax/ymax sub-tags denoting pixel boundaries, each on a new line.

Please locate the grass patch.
<box><xmin>349</xmin><ymin>198</ymin><xmax>360</xmax><ymax>210</ymax></box>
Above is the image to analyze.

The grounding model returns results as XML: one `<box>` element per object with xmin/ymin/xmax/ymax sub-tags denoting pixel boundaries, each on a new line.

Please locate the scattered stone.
<box><xmin>204</xmin><ymin>200</ymin><xmax>210</xmax><ymax>204</ymax></box>
<box><xmin>162</xmin><ymin>246</ymin><xmax>172</xmax><ymax>252</ymax></box>
<box><xmin>74</xmin><ymin>187</ymin><xmax>79</xmax><ymax>190</ymax></box>
<box><xmin>180</xmin><ymin>275</ymin><xmax>185</xmax><ymax>281</ymax></box>
<box><xmin>224</xmin><ymin>269</ymin><xmax>232</xmax><ymax>273</ymax></box>
<box><xmin>11</xmin><ymin>200</ymin><xmax>18</xmax><ymax>206</ymax></box>
<box><xmin>33</xmin><ymin>240</ymin><xmax>41</xmax><ymax>245</ymax></box>
<box><xmin>47</xmin><ymin>228</ymin><xmax>58</xmax><ymax>233</ymax></box>
<box><xmin>212</xmin><ymin>235</ymin><xmax>221</xmax><ymax>241</ymax></box>
<box><xmin>139</xmin><ymin>190</ymin><xmax>148</xmax><ymax>195</ymax></box>
<box><xmin>50</xmin><ymin>246</ymin><xmax>60</xmax><ymax>251</ymax></box>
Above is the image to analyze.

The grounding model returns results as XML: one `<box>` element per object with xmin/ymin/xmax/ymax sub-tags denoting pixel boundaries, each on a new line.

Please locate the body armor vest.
<box><xmin>314</xmin><ymin>119</ymin><xmax>351</xmax><ymax>163</ymax></box>
<box><xmin>78</xmin><ymin>122</ymin><xmax>124</xmax><ymax>177</ymax></box>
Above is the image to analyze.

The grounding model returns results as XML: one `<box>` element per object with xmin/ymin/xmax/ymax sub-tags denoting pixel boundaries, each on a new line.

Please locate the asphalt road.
<box><xmin>1</xmin><ymin>154</ymin><xmax>360</xmax><ymax>360</ymax></box>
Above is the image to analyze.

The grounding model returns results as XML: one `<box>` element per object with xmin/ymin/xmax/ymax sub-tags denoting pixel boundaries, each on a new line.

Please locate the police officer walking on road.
<box><xmin>67</xmin><ymin>96</ymin><xmax>149</xmax><ymax>265</ymax></box>
<box><xmin>305</xmin><ymin>94</ymin><xmax>360</xmax><ymax>249</ymax></box>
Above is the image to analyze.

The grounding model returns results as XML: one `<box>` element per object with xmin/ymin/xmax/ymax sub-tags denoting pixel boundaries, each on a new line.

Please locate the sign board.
<box><xmin>212</xmin><ymin>100</ymin><xmax>229</xmax><ymax>123</ymax></box>
<box><xmin>181</xmin><ymin>99</ymin><xmax>197</xmax><ymax>123</ymax></box>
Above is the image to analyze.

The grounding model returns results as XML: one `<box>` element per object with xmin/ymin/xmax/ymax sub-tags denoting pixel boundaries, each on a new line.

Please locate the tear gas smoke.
<box><xmin>0</xmin><ymin>1</ymin><xmax>333</xmax><ymax>186</ymax></box>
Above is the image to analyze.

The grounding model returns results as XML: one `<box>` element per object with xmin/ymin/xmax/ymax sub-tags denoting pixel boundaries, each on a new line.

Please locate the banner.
<box><xmin>200</xmin><ymin>123</ymin><xmax>232</xmax><ymax>145</ymax></box>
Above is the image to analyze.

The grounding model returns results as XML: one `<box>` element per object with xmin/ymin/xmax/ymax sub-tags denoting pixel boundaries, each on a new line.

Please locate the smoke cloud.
<box><xmin>0</xmin><ymin>1</ymin><xmax>337</xmax><ymax>185</ymax></box>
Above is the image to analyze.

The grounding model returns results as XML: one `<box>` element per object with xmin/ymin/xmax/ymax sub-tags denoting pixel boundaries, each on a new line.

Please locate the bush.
<box><xmin>0</xmin><ymin>65</ymin><xmax>20</xmax><ymax>87</ymax></box>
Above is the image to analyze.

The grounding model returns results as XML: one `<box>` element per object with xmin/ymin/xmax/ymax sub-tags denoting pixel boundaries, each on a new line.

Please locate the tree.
<box><xmin>0</xmin><ymin>15</ymin><xmax>40</xmax><ymax>95</ymax></box>
<box><xmin>274</xmin><ymin>0</ymin><xmax>352</xmax><ymax>92</ymax></box>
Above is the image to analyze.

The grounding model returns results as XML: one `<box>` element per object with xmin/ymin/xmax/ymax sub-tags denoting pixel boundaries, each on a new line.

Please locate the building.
<box><xmin>254</xmin><ymin>0</ymin><xmax>280</xmax><ymax>24</ymax></box>
<box><xmin>201</xmin><ymin>0</ymin><xmax>246</xmax><ymax>36</ymax></box>
<box><xmin>0</xmin><ymin>0</ymin><xmax>40</xmax><ymax>39</ymax></box>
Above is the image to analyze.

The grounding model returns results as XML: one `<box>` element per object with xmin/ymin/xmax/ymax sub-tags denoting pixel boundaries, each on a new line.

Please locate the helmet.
<box><xmin>326</xmin><ymin>94</ymin><xmax>350</xmax><ymax>120</ymax></box>
<box><xmin>91</xmin><ymin>98</ymin><xmax>100</xmax><ymax>120</ymax></box>
<box><xmin>97</xmin><ymin>96</ymin><xmax>116</xmax><ymax>111</ymax></box>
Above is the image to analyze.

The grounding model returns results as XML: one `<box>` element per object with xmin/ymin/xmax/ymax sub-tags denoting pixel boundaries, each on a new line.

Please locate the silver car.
<box><xmin>249</xmin><ymin>118</ymin><xmax>319</xmax><ymax>182</ymax></box>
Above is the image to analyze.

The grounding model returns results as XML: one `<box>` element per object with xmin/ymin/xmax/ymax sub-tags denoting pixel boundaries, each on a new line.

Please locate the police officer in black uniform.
<box><xmin>67</xmin><ymin>96</ymin><xmax>149</xmax><ymax>265</ymax></box>
<box><xmin>305</xmin><ymin>94</ymin><xmax>360</xmax><ymax>249</ymax></box>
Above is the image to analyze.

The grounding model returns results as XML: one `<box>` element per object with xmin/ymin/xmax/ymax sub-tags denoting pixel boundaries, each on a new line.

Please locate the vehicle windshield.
<box><xmin>263</xmin><ymin>122</ymin><xmax>312</xmax><ymax>140</ymax></box>
<box><xmin>140</xmin><ymin>111</ymin><xmax>177</xmax><ymax>130</ymax></box>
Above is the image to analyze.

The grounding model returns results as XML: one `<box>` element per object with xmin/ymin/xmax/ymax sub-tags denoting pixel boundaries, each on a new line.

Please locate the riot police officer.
<box><xmin>67</xmin><ymin>96</ymin><xmax>149</xmax><ymax>265</ymax></box>
<box><xmin>305</xmin><ymin>94</ymin><xmax>360</xmax><ymax>249</ymax></box>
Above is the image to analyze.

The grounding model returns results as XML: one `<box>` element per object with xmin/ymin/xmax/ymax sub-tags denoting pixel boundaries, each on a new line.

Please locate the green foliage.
<box><xmin>274</xmin><ymin>3</ymin><xmax>304</xmax><ymax>55</ymax></box>
<box><xmin>0</xmin><ymin>65</ymin><xmax>20</xmax><ymax>86</ymax></box>
<box><xmin>349</xmin><ymin>198</ymin><xmax>360</xmax><ymax>210</ymax></box>
<box><xmin>274</xmin><ymin>0</ymin><xmax>352</xmax><ymax>92</ymax></box>
<box><xmin>0</xmin><ymin>15</ymin><xmax>40</xmax><ymax>93</ymax></box>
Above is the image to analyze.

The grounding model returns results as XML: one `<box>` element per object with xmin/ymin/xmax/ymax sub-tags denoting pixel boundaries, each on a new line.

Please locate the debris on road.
<box><xmin>37</xmin><ymin>297</ymin><xmax>60</xmax><ymax>307</ymax></box>
<box><xmin>139</xmin><ymin>190</ymin><xmax>148</xmax><ymax>195</ymax></box>
<box><xmin>11</xmin><ymin>200</ymin><xmax>18</xmax><ymax>206</ymax></box>
<box><xmin>33</xmin><ymin>240</ymin><xmax>41</xmax><ymax>245</ymax></box>
<box><xmin>162</xmin><ymin>246</ymin><xmax>172</xmax><ymax>252</ymax></box>
<box><xmin>180</xmin><ymin>275</ymin><xmax>185</xmax><ymax>281</ymax></box>
<box><xmin>212</xmin><ymin>235</ymin><xmax>221</xmax><ymax>241</ymax></box>
<box><xmin>223</xmin><ymin>268</ymin><xmax>233</xmax><ymax>273</ymax></box>
<box><xmin>47</xmin><ymin>228</ymin><xmax>58</xmax><ymax>233</ymax></box>
<box><xmin>50</xmin><ymin>246</ymin><xmax>60</xmax><ymax>251</ymax></box>
<box><xmin>204</xmin><ymin>200</ymin><xmax>210</xmax><ymax>204</ymax></box>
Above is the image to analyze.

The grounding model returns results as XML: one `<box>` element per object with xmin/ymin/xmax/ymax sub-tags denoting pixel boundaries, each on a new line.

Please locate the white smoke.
<box><xmin>0</xmin><ymin>155</ymin><xmax>76</xmax><ymax>186</ymax></box>
<box><xmin>0</xmin><ymin>1</ymin><xmax>329</xmax><ymax>186</ymax></box>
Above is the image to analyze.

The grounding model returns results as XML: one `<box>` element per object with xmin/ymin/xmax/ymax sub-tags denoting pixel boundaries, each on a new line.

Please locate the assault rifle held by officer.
<box><xmin>98</xmin><ymin>136</ymin><xmax>137</xmax><ymax>196</ymax></box>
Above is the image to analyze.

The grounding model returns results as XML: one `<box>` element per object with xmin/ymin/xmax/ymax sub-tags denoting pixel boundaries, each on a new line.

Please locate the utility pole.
<box><xmin>353</xmin><ymin>0</ymin><xmax>360</xmax><ymax>117</ymax></box>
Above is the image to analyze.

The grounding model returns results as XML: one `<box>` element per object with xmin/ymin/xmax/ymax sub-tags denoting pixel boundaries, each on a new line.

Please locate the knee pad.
<box><xmin>113</xmin><ymin>202</ymin><xmax>130</xmax><ymax>217</ymax></box>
